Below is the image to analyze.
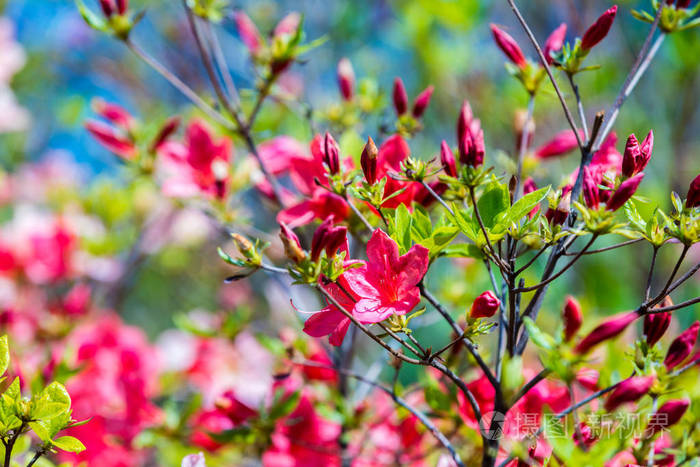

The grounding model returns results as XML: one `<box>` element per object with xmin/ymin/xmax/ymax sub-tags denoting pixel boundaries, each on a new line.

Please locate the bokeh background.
<box><xmin>1</xmin><ymin>0</ymin><xmax>699</xmax><ymax>364</ymax></box>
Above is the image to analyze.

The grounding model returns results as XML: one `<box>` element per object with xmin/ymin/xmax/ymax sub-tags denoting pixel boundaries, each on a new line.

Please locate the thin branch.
<box><xmin>562</xmin><ymin>238</ymin><xmax>643</xmax><ymax>256</ymax></box>
<box><xmin>203</xmin><ymin>21</ymin><xmax>241</xmax><ymax>108</ymax></box>
<box><xmin>124</xmin><ymin>39</ymin><xmax>233</xmax><ymax>129</ymax></box>
<box><xmin>509</xmin><ymin>369</ymin><xmax>550</xmax><ymax>407</ymax></box>
<box><xmin>505</xmin><ymin>0</ymin><xmax>583</xmax><ymax>150</ymax></box>
<box><xmin>419</xmin><ymin>284</ymin><xmax>500</xmax><ymax>393</ymax></box>
<box><xmin>645</xmin><ymin>245</ymin><xmax>659</xmax><ymax>301</ymax></box>
<box><xmin>469</xmin><ymin>186</ymin><xmax>509</xmax><ymax>272</ymax></box>
<box><xmin>514</xmin><ymin>243</ymin><xmax>551</xmax><ymax>276</ymax></box>
<box><xmin>594</xmin><ymin>4</ymin><xmax>665</xmax><ymax>151</ymax></box>
<box><xmin>514</xmin><ymin>235</ymin><xmax>596</xmax><ymax>293</ymax></box>
<box><xmin>567</xmin><ymin>73</ymin><xmax>588</xmax><ymax>141</ymax></box>
<box><xmin>645</xmin><ymin>296</ymin><xmax>700</xmax><ymax>314</ymax></box>
<box><xmin>421</xmin><ymin>180</ymin><xmax>454</xmax><ymax>216</ymax></box>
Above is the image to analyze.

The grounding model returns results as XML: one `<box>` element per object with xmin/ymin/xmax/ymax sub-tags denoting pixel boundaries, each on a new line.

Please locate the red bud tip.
<box><xmin>664</xmin><ymin>321</ymin><xmax>699</xmax><ymax>369</ymax></box>
<box><xmin>411</xmin><ymin>85</ymin><xmax>434</xmax><ymax>118</ymax></box>
<box><xmin>606</xmin><ymin>172</ymin><xmax>644</xmax><ymax>211</ymax></box>
<box><xmin>643</xmin><ymin>310</ymin><xmax>671</xmax><ymax>347</ymax></box>
<box><xmin>574</xmin><ymin>311</ymin><xmax>638</xmax><ymax>354</ymax></box>
<box><xmin>470</xmin><ymin>291</ymin><xmax>500</xmax><ymax>319</ymax></box>
<box><xmin>279</xmin><ymin>223</ymin><xmax>306</xmax><ymax>264</ymax></box>
<box><xmin>490</xmin><ymin>24</ymin><xmax>527</xmax><ymax>69</ymax></box>
<box><xmin>337</xmin><ymin>58</ymin><xmax>355</xmax><ymax>101</ymax></box>
<box><xmin>582</xmin><ymin>167</ymin><xmax>601</xmax><ymax>209</ymax></box>
<box><xmin>645</xmin><ymin>399</ymin><xmax>690</xmax><ymax>437</ymax></box>
<box><xmin>543</xmin><ymin>23</ymin><xmax>567</xmax><ymax>64</ymax></box>
<box><xmin>393</xmin><ymin>77</ymin><xmax>408</xmax><ymax>116</ymax></box>
<box><xmin>322</xmin><ymin>133</ymin><xmax>340</xmax><ymax>175</ymax></box>
<box><xmin>621</xmin><ymin>131</ymin><xmax>653</xmax><ymax>178</ymax></box>
<box><xmin>440</xmin><ymin>140</ymin><xmax>457</xmax><ymax>177</ymax></box>
<box><xmin>311</xmin><ymin>218</ymin><xmax>347</xmax><ymax>262</ymax></box>
<box><xmin>150</xmin><ymin>116</ymin><xmax>181</xmax><ymax>152</ymax></box>
<box><xmin>563</xmin><ymin>296</ymin><xmax>583</xmax><ymax>341</ymax></box>
<box><xmin>234</xmin><ymin>11</ymin><xmax>263</xmax><ymax>56</ymax></box>
<box><xmin>360</xmin><ymin>137</ymin><xmax>379</xmax><ymax>185</ymax></box>
<box><xmin>274</xmin><ymin>12</ymin><xmax>301</xmax><ymax>38</ymax></box>
<box><xmin>116</xmin><ymin>0</ymin><xmax>128</xmax><ymax>15</ymax></box>
<box><xmin>603</xmin><ymin>375</ymin><xmax>654</xmax><ymax>411</ymax></box>
<box><xmin>99</xmin><ymin>0</ymin><xmax>115</xmax><ymax>17</ymax></box>
<box><xmin>686</xmin><ymin>173</ymin><xmax>700</xmax><ymax>208</ymax></box>
<box><xmin>581</xmin><ymin>6</ymin><xmax>617</xmax><ymax>51</ymax></box>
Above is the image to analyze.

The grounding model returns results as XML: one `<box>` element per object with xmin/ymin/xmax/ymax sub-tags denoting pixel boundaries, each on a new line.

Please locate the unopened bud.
<box><xmin>575</xmin><ymin>311</ymin><xmax>638</xmax><ymax>354</ymax></box>
<box><xmin>490</xmin><ymin>24</ymin><xmax>527</xmax><ymax>69</ymax></box>
<box><xmin>100</xmin><ymin>0</ymin><xmax>115</xmax><ymax>17</ymax></box>
<box><xmin>361</xmin><ymin>137</ymin><xmax>378</xmax><ymax>184</ymax></box>
<box><xmin>440</xmin><ymin>140</ymin><xmax>457</xmax><ymax>177</ymax></box>
<box><xmin>604</xmin><ymin>375</ymin><xmax>654</xmax><ymax>411</ymax></box>
<box><xmin>469</xmin><ymin>291</ymin><xmax>500</xmax><ymax>319</ymax></box>
<box><xmin>279</xmin><ymin>223</ymin><xmax>306</xmax><ymax>264</ymax></box>
<box><xmin>664</xmin><ymin>321</ymin><xmax>699</xmax><ymax>369</ymax></box>
<box><xmin>411</xmin><ymin>85</ymin><xmax>434</xmax><ymax>118</ymax></box>
<box><xmin>323</xmin><ymin>133</ymin><xmax>340</xmax><ymax>175</ymax></box>
<box><xmin>581</xmin><ymin>6</ymin><xmax>617</xmax><ymax>51</ymax></box>
<box><xmin>686</xmin><ymin>173</ymin><xmax>700</xmax><ymax>208</ymax></box>
<box><xmin>231</xmin><ymin>233</ymin><xmax>255</xmax><ymax>261</ymax></box>
<box><xmin>392</xmin><ymin>77</ymin><xmax>408</xmax><ymax>116</ymax></box>
<box><xmin>337</xmin><ymin>58</ymin><xmax>355</xmax><ymax>101</ymax></box>
<box><xmin>606</xmin><ymin>172</ymin><xmax>644</xmax><ymax>211</ymax></box>
<box><xmin>563</xmin><ymin>296</ymin><xmax>583</xmax><ymax>341</ymax></box>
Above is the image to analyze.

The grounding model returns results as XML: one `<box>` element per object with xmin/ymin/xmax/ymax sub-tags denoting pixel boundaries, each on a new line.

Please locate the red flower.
<box><xmin>158</xmin><ymin>120</ymin><xmax>231</xmax><ymax>199</ymax></box>
<box><xmin>575</xmin><ymin>311</ymin><xmax>639</xmax><ymax>354</ymax></box>
<box><xmin>604</xmin><ymin>375</ymin><xmax>654</xmax><ymax>411</ymax></box>
<box><xmin>234</xmin><ymin>11</ymin><xmax>263</xmax><ymax>56</ymax></box>
<box><xmin>543</xmin><ymin>23</ymin><xmax>567</xmax><ymax>64</ymax></box>
<box><xmin>581</xmin><ymin>6</ymin><xmax>617</xmax><ymax>51</ymax></box>
<box><xmin>85</xmin><ymin>120</ymin><xmax>136</xmax><ymax>160</ymax></box>
<box><xmin>563</xmin><ymin>296</ymin><xmax>583</xmax><ymax>341</ymax></box>
<box><xmin>440</xmin><ymin>140</ymin><xmax>457</xmax><ymax>177</ymax></box>
<box><xmin>645</xmin><ymin>399</ymin><xmax>689</xmax><ymax>438</ymax></box>
<box><xmin>686</xmin><ymin>173</ymin><xmax>700</xmax><ymax>208</ymax></box>
<box><xmin>393</xmin><ymin>77</ymin><xmax>409</xmax><ymax>116</ymax></box>
<box><xmin>412</xmin><ymin>85</ymin><xmax>434</xmax><ymax>118</ymax></box>
<box><xmin>535</xmin><ymin>130</ymin><xmax>582</xmax><ymax>159</ymax></box>
<box><xmin>345</xmin><ymin>230</ymin><xmax>429</xmax><ymax>323</ymax></box>
<box><xmin>664</xmin><ymin>321</ymin><xmax>699</xmax><ymax>369</ymax></box>
<box><xmin>490</xmin><ymin>24</ymin><xmax>527</xmax><ymax>69</ymax></box>
<box><xmin>621</xmin><ymin>131</ymin><xmax>653</xmax><ymax>178</ymax></box>
<box><xmin>470</xmin><ymin>291</ymin><xmax>500</xmax><ymax>319</ymax></box>
<box><xmin>643</xmin><ymin>311</ymin><xmax>671</xmax><ymax>347</ymax></box>
<box><xmin>337</xmin><ymin>58</ymin><xmax>355</xmax><ymax>101</ymax></box>
<box><xmin>606</xmin><ymin>173</ymin><xmax>644</xmax><ymax>211</ymax></box>
<box><xmin>303</xmin><ymin>275</ymin><xmax>359</xmax><ymax>346</ymax></box>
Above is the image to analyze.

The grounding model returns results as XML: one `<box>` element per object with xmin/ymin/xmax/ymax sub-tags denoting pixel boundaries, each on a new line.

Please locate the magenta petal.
<box><xmin>303</xmin><ymin>308</ymin><xmax>346</xmax><ymax>338</ymax></box>
<box><xmin>353</xmin><ymin>298</ymin><xmax>387</xmax><ymax>323</ymax></box>
<box><xmin>329</xmin><ymin>318</ymin><xmax>351</xmax><ymax>346</ymax></box>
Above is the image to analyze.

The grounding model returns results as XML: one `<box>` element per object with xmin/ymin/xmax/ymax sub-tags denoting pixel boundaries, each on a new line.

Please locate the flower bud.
<box><xmin>490</xmin><ymin>24</ymin><xmax>527</xmax><ymax>69</ymax></box>
<box><xmin>116</xmin><ymin>0</ymin><xmax>128</xmax><ymax>14</ymax></box>
<box><xmin>439</xmin><ymin>141</ymin><xmax>457</xmax><ymax>178</ymax></box>
<box><xmin>621</xmin><ymin>131</ymin><xmax>653</xmax><ymax>178</ymax></box>
<box><xmin>603</xmin><ymin>375</ymin><xmax>654</xmax><ymax>411</ymax></box>
<box><xmin>664</xmin><ymin>321</ymin><xmax>699</xmax><ymax>369</ymax></box>
<box><xmin>606</xmin><ymin>172</ymin><xmax>644</xmax><ymax>211</ymax></box>
<box><xmin>582</xmin><ymin>166</ymin><xmax>600</xmax><ymax>209</ymax></box>
<box><xmin>361</xmin><ymin>137</ymin><xmax>378</xmax><ymax>184</ymax></box>
<box><xmin>470</xmin><ymin>291</ymin><xmax>500</xmax><ymax>319</ymax></box>
<box><xmin>322</xmin><ymin>133</ymin><xmax>340</xmax><ymax>175</ymax></box>
<box><xmin>231</xmin><ymin>233</ymin><xmax>255</xmax><ymax>261</ymax></box>
<box><xmin>543</xmin><ymin>23</ymin><xmax>567</xmax><ymax>64</ymax></box>
<box><xmin>92</xmin><ymin>99</ymin><xmax>133</xmax><ymax>130</ymax></box>
<box><xmin>311</xmin><ymin>218</ymin><xmax>347</xmax><ymax>262</ymax></box>
<box><xmin>99</xmin><ymin>0</ymin><xmax>115</xmax><ymax>17</ymax></box>
<box><xmin>574</xmin><ymin>311</ymin><xmax>639</xmax><ymax>354</ymax></box>
<box><xmin>545</xmin><ymin>189</ymin><xmax>571</xmax><ymax>226</ymax></box>
<box><xmin>460</xmin><ymin>127</ymin><xmax>485</xmax><ymax>168</ymax></box>
<box><xmin>273</xmin><ymin>12</ymin><xmax>301</xmax><ymax>38</ymax></box>
<box><xmin>234</xmin><ymin>11</ymin><xmax>263</xmax><ymax>56</ymax></box>
<box><xmin>522</xmin><ymin>178</ymin><xmax>540</xmax><ymax>218</ymax></box>
<box><xmin>393</xmin><ymin>77</ymin><xmax>408</xmax><ymax>116</ymax></box>
<box><xmin>513</xmin><ymin>109</ymin><xmax>534</xmax><ymax>152</ymax></box>
<box><xmin>279</xmin><ymin>223</ymin><xmax>306</xmax><ymax>264</ymax></box>
<box><xmin>412</xmin><ymin>85</ymin><xmax>434</xmax><ymax>118</ymax></box>
<box><xmin>643</xmin><ymin>310</ymin><xmax>671</xmax><ymax>347</ymax></box>
<box><xmin>645</xmin><ymin>399</ymin><xmax>689</xmax><ymax>438</ymax></box>
<box><xmin>576</xmin><ymin>367</ymin><xmax>600</xmax><ymax>391</ymax></box>
<box><xmin>85</xmin><ymin>120</ymin><xmax>136</xmax><ymax>160</ymax></box>
<box><xmin>563</xmin><ymin>296</ymin><xmax>583</xmax><ymax>341</ymax></box>
<box><xmin>150</xmin><ymin>116</ymin><xmax>180</xmax><ymax>152</ymax></box>
<box><xmin>456</xmin><ymin>101</ymin><xmax>473</xmax><ymax>147</ymax></box>
<box><xmin>581</xmin><ymin>6</ymin><xmax>617</xmax><ymax>52</ymax></box>
<box><xmin>535</xmin><ymin>130</ymin><xmax>582</xmax><ymax>159</ymax></box>
<box><xmin>686</xmin><ymin>174</ymin><xmax>700</xmax><ymax>208</ymax></box>
<box><xmin>337</xmin><ymin>58</ymin><xmax>355</xmax><ymax>101</ymax></box>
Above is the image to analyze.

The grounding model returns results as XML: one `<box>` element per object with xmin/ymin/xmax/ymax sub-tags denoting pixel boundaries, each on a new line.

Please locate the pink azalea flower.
<box><xmin>345</xmin><ymin>230</ymin><xmax>429</xmax><ymax>323</ymax></box>
<box><xmin>158</xmin><ymin>120</ymin><xmax>232</xmax><ymax>199</ymax></box>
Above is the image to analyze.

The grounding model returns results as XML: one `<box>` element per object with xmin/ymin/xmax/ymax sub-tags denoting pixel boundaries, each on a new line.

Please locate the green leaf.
<box><xmin>0</xmin><ymin>336</ymin><xmax>8</xmax><ymax>377</ymax></box>
<box><xmin>390</xmin><ymin>204</ymin><xmax>412</xmax><ymax>253</ymax></box>
<box><xmin>29</xmin><ymin>420</ymin><xmax>51</xmax><ymax>442</ymax></box>
<box><xmin>52</xmin><ymin>435</ymin><xmax>86</xmax><ymax>453</ymax></box>
<box><xmin>475</xmin><ymin>181</ymin><xmax>510</xmax><ymax>228</ymax></box>
<box><xmin>268</xmin><ymin>390</ymin><xmax>300</xmax><ymax>421</ymax></box>
<box><xmin>75</xmin><ymin>0</ymin><xmax>107</xmax><ymax>31</ymax></box>
<box><xmin>505</xmin><ymin>187</ymin><xmax>550</xmax><ymax>225</ymax></box>
<box><xmin>522</xmin><ymin>317</ymin><xmax>555</xmax><ymax>350</ymax></box>
<box><xmin>440</xmin><ymin>244</ymin><xmax>483</xmax><ymax>259</ymax></box>
<box><xmin>425</xmin><ymin>383</ymin><xmax>452</xmax><ymax>412</ymax></box>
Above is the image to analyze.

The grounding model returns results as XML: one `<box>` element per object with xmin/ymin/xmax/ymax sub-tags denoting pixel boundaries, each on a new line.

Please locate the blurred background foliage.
<box><xmin>0</xmin><ymin>0</ymin><xmax>698</xmax><ymax>358</ymax></box>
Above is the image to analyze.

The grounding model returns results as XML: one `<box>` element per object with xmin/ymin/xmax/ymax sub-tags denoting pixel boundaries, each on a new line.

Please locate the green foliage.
<box><xmin>0</xmin><ymin>336</ymin><xmax>86</xmax><ymax>464</ymax></box>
